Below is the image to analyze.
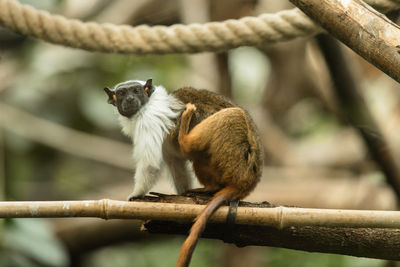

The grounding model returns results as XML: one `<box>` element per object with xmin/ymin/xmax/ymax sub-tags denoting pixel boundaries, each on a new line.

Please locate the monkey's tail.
<box><xmin>176</xmin><ymin>186</ymin><xmax>238</xmax><ymax>267</ymax></box>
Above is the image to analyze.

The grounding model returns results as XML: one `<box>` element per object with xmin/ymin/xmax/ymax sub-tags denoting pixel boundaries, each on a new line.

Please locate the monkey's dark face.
<box><xmin>104</xmin><ymin>79</ymin><xmax>155</xmax><ymax>118</ymax></box>
<box><xmin>115</xmin><ymin>84</ymin><xmax>148</xmax><ymax>117</ymax></box>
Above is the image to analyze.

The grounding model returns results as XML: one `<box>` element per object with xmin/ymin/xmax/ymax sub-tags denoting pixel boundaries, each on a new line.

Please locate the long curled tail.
<box><xmin>176</xmin><ymin>186</ymin><xmax>238</xmax><ymax>267</ymax></box>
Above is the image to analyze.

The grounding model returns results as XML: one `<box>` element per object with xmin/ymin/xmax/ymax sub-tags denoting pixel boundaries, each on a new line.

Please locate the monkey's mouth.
<box><xmin>118</xmin><ymin>99</ymin><xmax>140</xmax><ymax>118</ymax></box>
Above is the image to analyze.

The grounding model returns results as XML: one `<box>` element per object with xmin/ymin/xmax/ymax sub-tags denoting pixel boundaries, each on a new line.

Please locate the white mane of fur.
<box><xmin>117</xmin><ymin>80</ymin><xmax>184</xmax><ymax>168</ymax></box>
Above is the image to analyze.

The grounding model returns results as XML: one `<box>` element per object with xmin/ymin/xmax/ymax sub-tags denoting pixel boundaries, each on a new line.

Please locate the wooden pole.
<box><xmin>1</xmin><ymin>199</ymin><xmax>400</xmax><ymax>229</ymax></box>
<box><xmin>289</xmin><ymin>0</ymin><xmax>400</xmax><ymax>83</ymax></box>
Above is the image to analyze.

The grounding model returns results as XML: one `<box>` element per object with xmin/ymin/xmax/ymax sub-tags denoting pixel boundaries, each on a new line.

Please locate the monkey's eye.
<box><xmin>117</xmin><ymin>90</ymin><xmax>126</xmax><ymax>97</ymax></box>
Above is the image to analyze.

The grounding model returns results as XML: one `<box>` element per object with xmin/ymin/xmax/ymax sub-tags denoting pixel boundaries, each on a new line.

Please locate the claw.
<box><xmin>185</xmin><ymin>103</ymin><xmax>196</xmax><ymax>112</ymax></box>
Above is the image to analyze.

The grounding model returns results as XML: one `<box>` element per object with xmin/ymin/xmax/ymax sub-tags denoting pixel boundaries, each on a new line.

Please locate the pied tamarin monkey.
<box><xmin>104</xmin><ymin>79</ymin><xmax>263</xmax><ymax>267</ymax></box>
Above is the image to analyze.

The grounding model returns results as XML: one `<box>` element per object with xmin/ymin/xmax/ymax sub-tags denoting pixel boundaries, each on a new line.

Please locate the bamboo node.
<box><xmin>101</xmin><ymin>198</ymin><xmax>109</xmax><ymax>220</ymax></box>
<box><xmin>29</xmin><ymin>203</ymin><xmax>40</xmax><ymax>217</ymax></box>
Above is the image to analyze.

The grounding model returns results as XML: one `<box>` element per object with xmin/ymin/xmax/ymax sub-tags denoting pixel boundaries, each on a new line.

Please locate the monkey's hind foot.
<box><xmin>185</xmin><ymin>103</ymin><xmax>196</xmax><ymax>112</ymax></box>
<box><xmin>183</xmin><ymin>188</ymin><xmax>218</xmax><ymax>197</ymax></box>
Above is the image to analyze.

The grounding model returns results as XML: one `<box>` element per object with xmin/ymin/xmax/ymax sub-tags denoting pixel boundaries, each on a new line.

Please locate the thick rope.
<box><xmin>0</xmin><ymin>0</ymin><xmax>399</xmax><ymax>54</ymax></box>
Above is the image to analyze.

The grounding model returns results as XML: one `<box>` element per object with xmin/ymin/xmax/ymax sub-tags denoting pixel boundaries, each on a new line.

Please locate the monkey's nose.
<box><xmin>126</xmin><ymin>95</ymin><xmax>135</xmax><ymax>101</ymax></box>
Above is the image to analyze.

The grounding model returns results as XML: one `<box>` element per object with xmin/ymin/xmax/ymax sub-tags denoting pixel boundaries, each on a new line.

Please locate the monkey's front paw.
<box><xmin>127</xmin><ymin>192</ymin><xmax>144</xmax><ymax>201</ymax></box>
<box><xmin>185</xmin><ymin>103</ymin><xmax>196</xmax><ymax>112</ymax></box>
<box><xmin>127</xmin><ymin>196</ymin><xmax>143</xmax><ymax>201</ymax></box>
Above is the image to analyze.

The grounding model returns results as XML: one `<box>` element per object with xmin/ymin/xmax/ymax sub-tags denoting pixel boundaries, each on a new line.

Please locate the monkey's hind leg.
<box><xmin>178</xmin><ymin>103</ymin><xmax>197</xmax><ymax>156</ymax></box>
<box><xmin>180</xmin><ymin>106</ymin><xmax>238</xmax><ymax>156</ymax></box>
<box><xmin>178</xmin><ymin>103</ymin><xmax>218</xmax><ymax>156</ymax></box>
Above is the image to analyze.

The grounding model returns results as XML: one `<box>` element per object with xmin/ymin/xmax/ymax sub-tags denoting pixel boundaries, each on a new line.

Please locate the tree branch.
<box><xmin>290</xmin><ymin>0</ymin><xmax>400</xmax><ymax>83</ymax></box>
<box><xmin>144</xmin><ymin>221</ymin><xmax>400</xmax><ymax>261</ymax></box>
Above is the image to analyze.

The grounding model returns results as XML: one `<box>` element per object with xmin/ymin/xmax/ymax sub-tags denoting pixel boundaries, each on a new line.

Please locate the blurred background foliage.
<box><xmin>0</xmin><ymin>0</ymin><xmax>399</xmax><ymax>266</ymax></box>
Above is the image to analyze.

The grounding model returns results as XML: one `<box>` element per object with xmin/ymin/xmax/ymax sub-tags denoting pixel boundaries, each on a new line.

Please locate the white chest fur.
<box><xmin>118</xmin><ymin>85</ymin><xmax>184</xmax><ymax>168</ymax></box>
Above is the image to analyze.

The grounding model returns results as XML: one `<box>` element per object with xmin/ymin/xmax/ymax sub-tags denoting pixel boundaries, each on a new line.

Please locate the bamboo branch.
<box><xmin>289</xmin><ymin>0</ymin><xmax>400</xmax><ymax>83</ymax></box>
<box><xmin>144</xmin><ymin>221</ymin><xmax>400</xmax><ymax>261</ymax></box>
<box><xmin>0</xmin><ymin>199</ymin><xmax>400</xmax><ymax>229</ymax></box>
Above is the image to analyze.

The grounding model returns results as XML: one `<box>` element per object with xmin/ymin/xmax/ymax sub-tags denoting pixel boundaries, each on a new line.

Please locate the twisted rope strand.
<box><xmin>0</xmin><ymin>0</ymin><xmax>399</xmax><ymax>54</ymax></box>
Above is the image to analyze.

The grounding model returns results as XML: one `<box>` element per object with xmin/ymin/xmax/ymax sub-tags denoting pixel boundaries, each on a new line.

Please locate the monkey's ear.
<box><xmin>144</xmin><ymin>78</ymin><xmax>155</xmax><ymax>97</ymax></box>
<box><xmin>104</xmin><ymin>87</ymin><xmax>116</xmax><ymax>106</ymax></box>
